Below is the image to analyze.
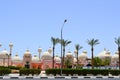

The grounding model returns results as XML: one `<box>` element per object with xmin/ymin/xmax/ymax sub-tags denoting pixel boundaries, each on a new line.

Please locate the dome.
<box><xmin>104</xmin><ymin>50</ymin><xmax>111</xmax><ymax>58</ymax></box>
<box><xmin>12</xmin><ymin>54</ymin><xmax>21</xmax><ymax>61</ymax></box>
<box><xmin>48</xmin><ymin>47</ymin><xmax>52</xmax><ymax>54</ymax></box>
<box><xmin>54</xmin><ymin>56</ymin><xmax>61</xmax><ymax>63</ymax></box>
<box><xmin>112</xmin><ymin>51</ymin><xmax>118</xmax><ymax>59</ymax></box>
<box><xmin>42</xmin><ymin>51</ymin><xmax>52</xmax><ymax>59</ymax></box>
<box><xmin>83</xmin><ymin>50</ymin><xmax>87</xmax><ymax>53</ymax></box>
<box><xmin>32</xmin><ymin>55</ymin><xmax>39</xmax><ymax>61</ymax></box>
<box><xmin>74</xmin><ymin>58</ymin><xmax>77</xmax><ymax>63</ymax></box>
<box><xmin>78</xmin><ymin>50</ymin><xmax>87</xmax><ymax>59</ymax></box>
<box><xmin>97</xmin><ymin>48</ymin><xmax>111</xmax><ymax>58</ymax></box>
<box><xmin>66</xmin><ymin>51</ymin><xmax>73</xmax><ymax>57</ymax></box>
<box><xmin>97</xmin><ymin>50</ymin><xmax>106</xmax><ymax>58</ymax></box>
<box><xmin>24</xmin><ymin>49</ymin><xmax>31</xmax><ymax>55</ymax></box>
<box><xmin>0</xmin><ymin>49</ymin><xmax>9</xmax><ymax>55</ymax></box>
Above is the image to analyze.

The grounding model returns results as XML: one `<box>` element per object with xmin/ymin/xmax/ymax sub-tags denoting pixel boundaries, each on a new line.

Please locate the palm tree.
<box><xmin>61</xmin><ymin>39</ymin><xmax>71</xmax><ymax>68</ymax></box>
<box><xmin>87</xmin><ymin>38</ymin><xmax>99</xmax><ymax>69</ymax></box>
<box><xmin>115</xmin><ymin>37</ymin><xmax>120</xmax><ymax>70</ymax></box>
<box><xmin>51</xmin><ymin>37</ymin><xmax>59</xmax><ymax>68</ymax></box>
<box><xmin>75</xmin><ymin>44</ymin><xmax>83</xmax><ymax>67</ymax></box>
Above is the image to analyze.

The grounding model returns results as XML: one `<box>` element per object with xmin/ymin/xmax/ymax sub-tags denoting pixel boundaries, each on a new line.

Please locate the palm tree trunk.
<box><xmin>118</xmin><ymin>47</ymin><xmax>120</xmax><ymax>70</ymax></box>
<box><xmin>62</xmin><ymin>48</ymin><xmax>65</xmax><ymax>68</ymax></box>
<box><xmin>77</xmin><ymin>51</ymin><xmax>79</xmax><ymax>67</ymax></box>
<box><xmin>91</xmin><ymin>47</ymin><xmax>94</xmax><ymax>69</ymax></box>
<box><xmin>52</xmin><ymin>47</ymin><xmax>55</xmax><ymax>68</ymax></box>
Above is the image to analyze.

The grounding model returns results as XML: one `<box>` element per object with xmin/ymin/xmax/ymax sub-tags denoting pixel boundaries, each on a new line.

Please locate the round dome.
<box><xmin>1</xmin><ymin>49</ymin><xmax>9</xmax><ymax>55</ymax></box>
<box><xmin>104</xmin><ymin>51</ymin><xmax>111</xmax><ymax>58</ymax></box>
<box><xmin>48</xmin><ymin>47</ymin><xmax>52</xmax><ymax>53</ymax></box>
<box><xmin>66</xmin><ymin>51</ymin><xmax>73</xmax><ymax>57</ymax></box>
<box><xmin>78</xmin><ymin>50</ymin><xmax>87</xmax><ymax>59</ymax></box>
<box><xmin>97</xmin><ymin>48</ymin><xmax>111</xmax><ymax>58</ymax></box>
<box><xmin>83</xmin><ymin>50</ymin><xmax>87</xmax><ymax>53</ymax></box>
<box><xmin>112</xmin><ymin>51</ymin><xmax>118</xmax><ymax>59</ymax></box>
<box><xmin>42</xmin><ymin>51</ymin><xmax>52</xmax><ymax>59</ymax></box>
<box><xmin>24</xmin><ymin>49</ymin><xmax>31</xmax><ymax>55</ymax></box>
<box><xmin>12</xmin><ymin>54</ymin><xmax>21</xmax><ymax>61</ymax></box>
<box><xmin>32</xmin><ymin>55</ymin><xmax>39</xmax><ymax>61</ymax></box>
<box><xmin>54</xmin><ymin>56</ymin><xmax>61</xmax><ymax>63</ymax></box>
<box><xmin>74</xmin><ymin>58</ymin><xmax>77</xmax><ymax>63</ymax></box>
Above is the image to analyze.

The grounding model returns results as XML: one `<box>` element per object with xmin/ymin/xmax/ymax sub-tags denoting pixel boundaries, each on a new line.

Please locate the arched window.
<box><xmin>25</xmin><ymin>61</ymin><xmax>30</xmax><ymax>69</ymax></box>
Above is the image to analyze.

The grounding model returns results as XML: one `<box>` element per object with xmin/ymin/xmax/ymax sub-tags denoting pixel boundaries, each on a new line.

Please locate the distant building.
<box><xmin>0</xmin><ymin>48</ymin><xmax>118</xmax><ymax>70</ymax></box>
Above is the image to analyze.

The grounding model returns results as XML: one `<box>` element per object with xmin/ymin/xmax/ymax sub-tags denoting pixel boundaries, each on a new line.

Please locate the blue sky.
<box><xmin>0</xmin><ymin>0</ymin><xmax>120</xmax><ymax>58</ymax></box>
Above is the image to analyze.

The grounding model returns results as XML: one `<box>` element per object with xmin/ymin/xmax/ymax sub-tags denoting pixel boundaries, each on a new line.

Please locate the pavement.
<box><xmin>0</xmin><ymin>71</ymin><xmax>120</xmax><ymax>80</ymax></box>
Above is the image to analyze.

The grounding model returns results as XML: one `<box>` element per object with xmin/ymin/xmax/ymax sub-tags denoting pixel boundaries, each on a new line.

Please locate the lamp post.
<box><xmin>9</xmin><ymin>42</ymin><xmax>13</xmax><ymax>66</ymax></box>
<box><xmin>38</xmin><ymin>47</ymin><xmax>42</xmax><ymax>61</ymax></box>
<box><xmin>60</xmin><ymin>19</ymin><xmax>67</xmax><ymax>76</ymax></box>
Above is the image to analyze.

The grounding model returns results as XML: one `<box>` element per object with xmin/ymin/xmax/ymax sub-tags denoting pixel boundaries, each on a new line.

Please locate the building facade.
<box><xmin>0</xmin><ymin>48</ymin><xmax>119</xmax><ymax>70</ymax></box>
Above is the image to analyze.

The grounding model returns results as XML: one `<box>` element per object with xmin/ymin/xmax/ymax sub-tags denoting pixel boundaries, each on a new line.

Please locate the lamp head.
<box><xmin>64</xmin><ymin>19</ymin><xmax>67</xmax><ymax>23</ymax></box>
<box><xmin>9</xmin><ymin>42</ymin><xmax>13</xmax><ymax>48</ymax></box>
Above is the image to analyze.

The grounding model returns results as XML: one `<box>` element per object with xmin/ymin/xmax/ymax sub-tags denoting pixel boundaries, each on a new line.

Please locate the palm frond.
<box><xmin>65</xmin><ymin>40</ymin><xmax>71</xmax><ymax>46</ymax></box>
<box><xmin>94</xmin><ymin>39</ymin><xmax>100</xmax><ymax>46</ymax></box>
<box><xmin>51</xmin><ymin>37</ymin><xmax>59</xmax><ymax>46</ymax></box>
<box><xmin>115</xmin><ymin>37</ymin><xmax>120</xmax><ymax>46</ymax></box>
<box><xmin>75</xmin><ymin>44</ymin><xmax>83</xmax><ymax>51</ymax></box>
<box><xmin>60</xmin><ymin>39</ymin><xmax>71</xmax><ymax>47</ymax></box>
<box><xmin>87</xmin><ymin>38</ymin><xmax>100</xmax><ymax>47</ymax></box>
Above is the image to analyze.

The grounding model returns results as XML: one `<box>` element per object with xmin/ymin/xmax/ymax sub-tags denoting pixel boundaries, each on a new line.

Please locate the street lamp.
<box><xmin>38</xmin><ymin>47</ymin><xmax>42</xmax><ymax>60</ymax></box>
<box><xmin>9</xmin><ymin>42</ymin><xmax>13</xmax><ymax>66</ymax></box>
<box><xmin>61</xmin><ymin>19</ymin><xmax>67</xmax><ymax>76</ymax></box>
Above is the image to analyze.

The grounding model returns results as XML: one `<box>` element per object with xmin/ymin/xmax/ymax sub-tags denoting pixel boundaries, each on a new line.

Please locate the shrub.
<box><xmin>46</xmin><ymin>68</ymin><xmax>120</xmax><ymax>76</ymax></box>
<box><xmin>46</xmin><ymin>68</ymin><xmax>61</xmax><ymax>76</ymax></box>
<box><xmin>19</xmin><ymin>68</ymin><xmax>41</xmax><ymax>76</ymax></box>
<box><xmin>0</xmin><ymin>68</ymin><xmax>11</xmax><ymax>76</ymax></box>
<box><xmin>8</xmin><ymin>66</ymin><xmax>22</xmax><ymax>70</ymax></box>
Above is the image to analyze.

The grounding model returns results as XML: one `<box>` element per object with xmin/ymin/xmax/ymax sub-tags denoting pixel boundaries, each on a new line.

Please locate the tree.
<box><xmin>75</xmin><ymin>44</ymin><xmax>83</xmax><ymax>67</ymax></box>
<box><xmin>101</xmin><ymin>59</ymin><xmax>110</xmax><ymax>69</ymax></box>
<box><xmin>103</xmin><ymin>59</ymin><xmax>110</xmax><ymax>66</ymax></box>
<box><xmin>64</xmin><ymin>59</ymin><xmax>72</xmax><ymax>68</ymax></box>
<box><xmin>115</xmin><ymin>37</ymin><xmax>120</xmax><ymax>70</ymax></box>
<box><xmin>51</xmin><ymin>37</ymin><xmax>59</xmax><ymax>68</ymax></box>
<box><xmin>87</xmin><ymin>38</ymin><xmax>99</xmax><ymax>69</ymax></box>
<box><xmin>61</xmin><ymin>39</ymin><xmax>71</xmax><ymax>68</ymax></box>
<box><xmin>94</xmin><ymin>57</ymin><xmax>102</xmax><ymax>68</ymax></box>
